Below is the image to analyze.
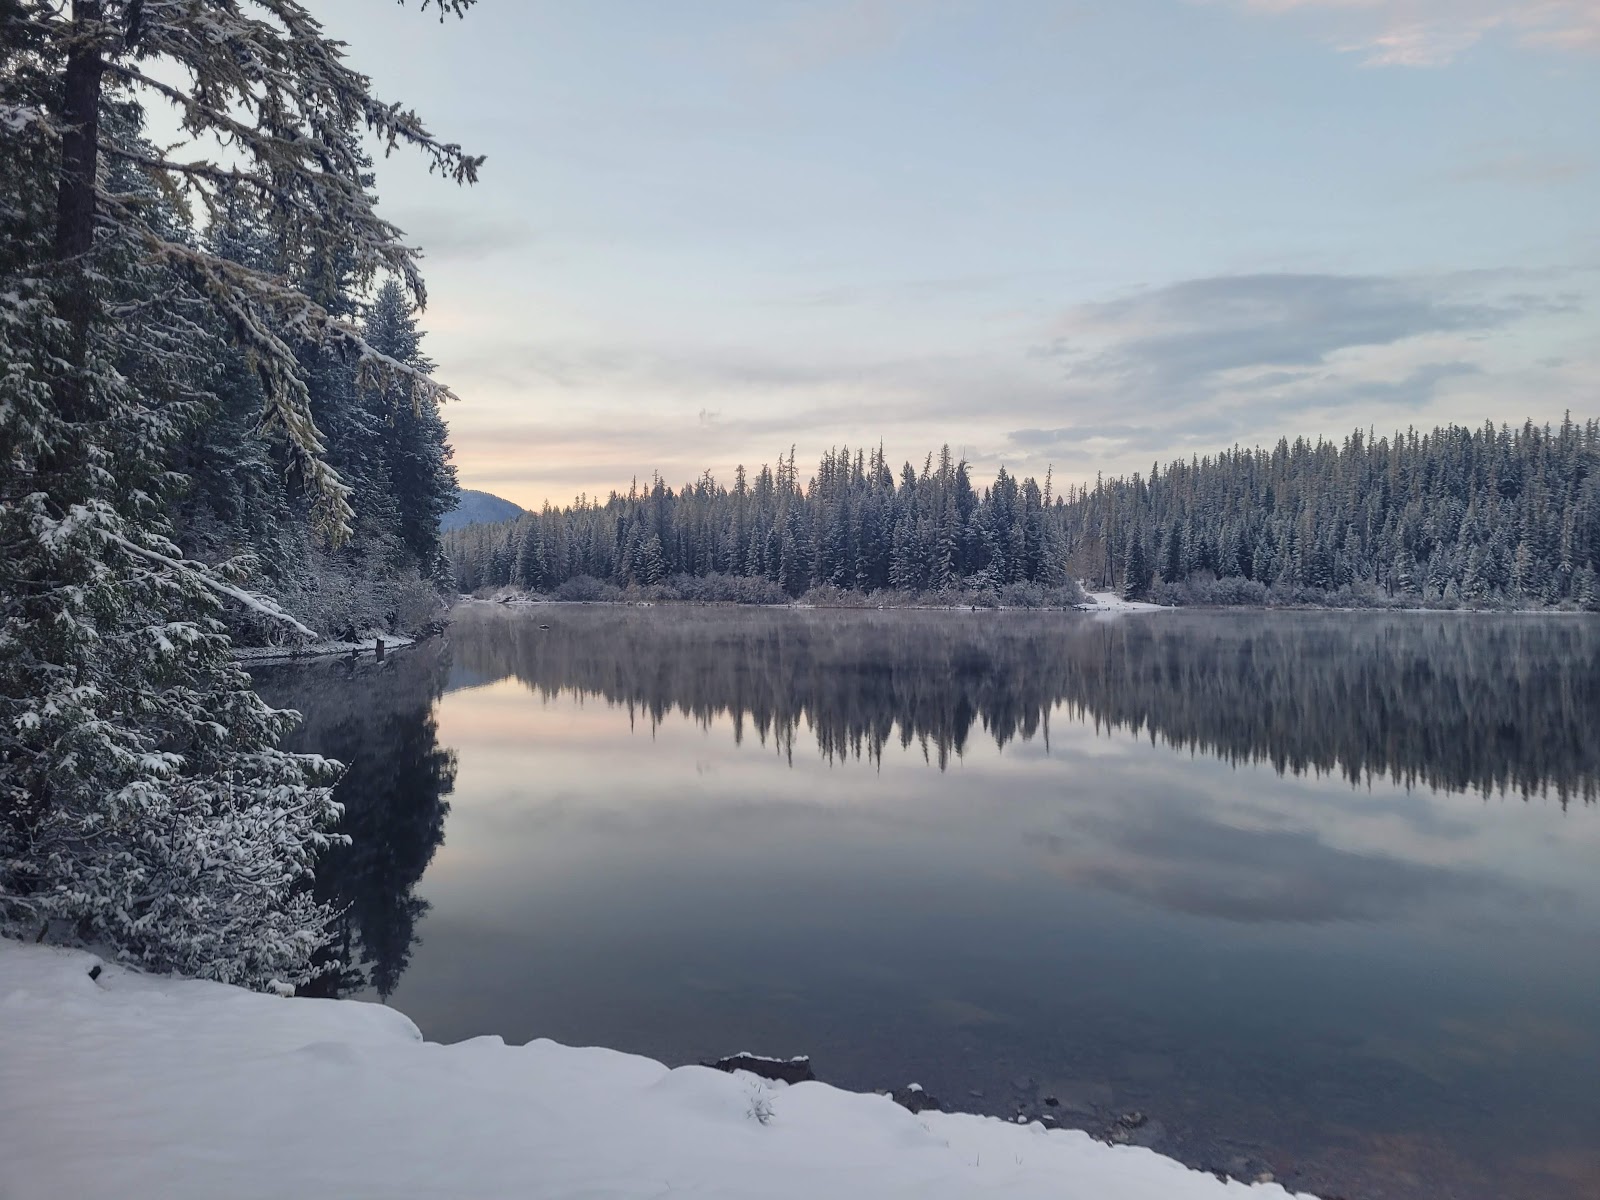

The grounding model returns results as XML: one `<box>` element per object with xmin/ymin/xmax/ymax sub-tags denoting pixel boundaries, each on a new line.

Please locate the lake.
<box><xmin>252</xmin><ymin>604</ymin><xmax>1600</xmax><ymax>1200</ymax></box>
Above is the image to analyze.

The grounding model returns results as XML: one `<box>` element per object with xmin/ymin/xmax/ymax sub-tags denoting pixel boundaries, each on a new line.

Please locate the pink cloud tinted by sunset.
<box><xmin>1229</xmin><ymin>0</ymin><xmax>1600</xmax><ymax>65</ymax></box>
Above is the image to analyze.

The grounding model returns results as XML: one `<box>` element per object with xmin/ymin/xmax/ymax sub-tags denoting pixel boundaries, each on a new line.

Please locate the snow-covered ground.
<box><xmin>0</xmin><ymin>939</ymin><xmax>1312</xmax><ymax>1200</ymax></box>
<box><xmin>1080</xmin><ymin>590</ymin><xmax>1167</xmax><ymax>613</ymax></box>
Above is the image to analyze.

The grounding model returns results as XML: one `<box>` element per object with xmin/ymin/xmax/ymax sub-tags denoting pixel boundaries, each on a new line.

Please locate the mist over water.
<box><xmin>255</xmin><ymin>606</ymin><xmax>1600</xmax><ymax>1200</ymax></box>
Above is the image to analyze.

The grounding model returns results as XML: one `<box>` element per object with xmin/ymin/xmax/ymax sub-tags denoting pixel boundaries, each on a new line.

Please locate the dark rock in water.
<box><xmin>706</xmin><ymin>1053</ymin><xmax>815</xmax><ymax>1085</ymax></box>
<box><xmin>892</xmin><ymin>1083</ymin><xmax>942</xmax><ymax>1114</ymax></box>
<box><xmin>1123</xmin><ymin>1118</ymin><xmax>1166</xmax><ymax>1149</ymax></box>
<box><xmin>1212</xmin><ymin>1152</ymin><xmax>1278</xmax><ymax>1186</ymax></box>
<box><xmin>1099</xmin><ymin>1111</ymin><xmax>1163</xmax><ymax>1149</ymax></box>
<box><xmin>1035</xmin><ymin>1077</ymin><xmax>1112</xmax><ymax>1117</ymax></box>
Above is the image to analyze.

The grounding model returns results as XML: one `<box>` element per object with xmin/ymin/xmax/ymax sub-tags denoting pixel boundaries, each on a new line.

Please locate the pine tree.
<box><xmin>0</xmin><ymin>0</ymin><xmax>479</xmax><ymax>987</ymax></box>
<box><xmin>1123</xmin><ymin>533</ymin><xmax>1153</xmax><ymax>600</ymax></box>
<box><xmin>633</xmin><ymin>533</ymin><xmax>667</xmax><ymax>585</ymax></box>
<box><xmin>363</xmin><ymin>280</ymin><xmax>460</xmax><ymax>576</ymax></box>
<box><xmin>1578</xmin><ymin>566</ymin><xmax>1600</xmax><ymax>613</ymax></box>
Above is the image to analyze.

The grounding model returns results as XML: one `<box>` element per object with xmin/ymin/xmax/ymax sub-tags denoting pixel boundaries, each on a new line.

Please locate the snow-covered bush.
<box><xmin>669</xmin><ymin>573</ymin><xmax>790</xmax><ymax>605</ymax></box>
<box><xmin>1151</xmin><ymin>574</ymin><xmax>1270</xmax><ymax>608</ymax></box>
<box><xmin>798</xmin><ymin>583</ymin><xmax>863</xmax><ymax>607</ymax></box>
<box><xmin>994</xmin><ymin>581</ymin><xmax>1084</xmax><ymax>608</ymax></box>
<box><xmin>555</xmin><ymin>575</ymin><xmax>623</xmax><ymax>602</ymax></box>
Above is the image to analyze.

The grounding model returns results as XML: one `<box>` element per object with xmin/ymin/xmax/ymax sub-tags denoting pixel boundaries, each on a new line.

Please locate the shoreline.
<box><xmin>232</xmin><ymin>629</ymin><xmax>420</xmax><ymax>665</ymax></box>
<box><xmin>0</xmin><ymin>938</ymin><xmax>1317</xmax><ymax>1200</ymax></box>
<box><xmin>729</xmin><ymin>1057</ymin><xmax>1285</xmax><ymax>1190</ymax></box>
<box><xmin>460</xmin><ymin>592</ymin><xmax>1594</xmax><ymax>616</ymax></box>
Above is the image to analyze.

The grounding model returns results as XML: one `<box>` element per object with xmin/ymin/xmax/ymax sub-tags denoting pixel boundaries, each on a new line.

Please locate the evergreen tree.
<box><xmin>363</xmin><ymin>280</ymin><xmax>460</xmax><ymax>576</ymax></box>
<box><xmin>0</xmin><ymin>0</ymin><xmax>478</xmax><ymax>987</ymax></box>
<box><xmin>1123</xmin><ymin>532</ymin><xmax>1153</xmax><ymax>600</ymax></box>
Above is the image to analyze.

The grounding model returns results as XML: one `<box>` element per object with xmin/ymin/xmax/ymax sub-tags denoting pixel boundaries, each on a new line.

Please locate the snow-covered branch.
<box><xmin>102</xmin><ymin>530</ymin><xmax>318</xmax><ymax>641</ymax></box>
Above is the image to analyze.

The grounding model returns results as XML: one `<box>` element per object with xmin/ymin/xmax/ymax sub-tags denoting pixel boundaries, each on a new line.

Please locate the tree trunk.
<box><xmin>55</xmin><ymin>0</ymin><xmax>105</xmax><ymax>267</ymax></box>
<box><xmin>47</xmin><ymin>0</ymin><xmax>106</xmax><ymax>493</ymax></box>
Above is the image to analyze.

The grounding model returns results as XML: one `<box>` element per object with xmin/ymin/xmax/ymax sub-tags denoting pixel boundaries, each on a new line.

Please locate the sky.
<box><xmin>317</xmin><ymin>0</ymin><xmax>1598</xmax><ymax>508</ymax></box>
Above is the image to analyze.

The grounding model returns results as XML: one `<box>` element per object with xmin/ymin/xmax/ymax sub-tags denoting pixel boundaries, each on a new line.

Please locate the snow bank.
<box><xmin>1080</xmin><ymin>590</ymin><xmax>1167</xmax><ymax>614</ymax></box>
<box><xmin>0</xmin><ymin>939</ymin><xmax>1313</xmax><ymax>1200</ymax></box>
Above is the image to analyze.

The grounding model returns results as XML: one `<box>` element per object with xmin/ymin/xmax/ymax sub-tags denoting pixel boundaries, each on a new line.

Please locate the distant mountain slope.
<box><xmin>441</xmin><ymin>489</ymin><xmax>524</xmax><ymax>532</ymax></box>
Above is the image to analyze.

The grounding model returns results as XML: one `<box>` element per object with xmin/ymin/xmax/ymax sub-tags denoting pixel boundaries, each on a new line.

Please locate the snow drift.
<box><xmin>0</xmin><ymin>938</ymin><xmax>1314</xmax><ymax>1200</ymax></box>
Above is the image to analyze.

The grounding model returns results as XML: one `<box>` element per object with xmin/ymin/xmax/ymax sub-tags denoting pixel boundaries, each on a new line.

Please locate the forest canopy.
<box><xmin>445</xmin><ymin>419</ymin><xmax>1600</xmax><ymax>610</ymax></box>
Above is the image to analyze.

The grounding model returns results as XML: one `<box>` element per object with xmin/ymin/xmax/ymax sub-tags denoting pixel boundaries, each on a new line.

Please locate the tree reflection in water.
<box><xmin>253</xmin><ymin>639</ymin><xmax>456</xmax><ymax>999</ymax></box>
<box><xmin>449</xmin><ymin>605</ymin><xmax>1600</xmax><ymax>803</ymax></box>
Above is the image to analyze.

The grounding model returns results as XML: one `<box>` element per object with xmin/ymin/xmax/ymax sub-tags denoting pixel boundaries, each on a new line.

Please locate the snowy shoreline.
<box><xmin>462</xmin><ymin>590</ymin><xmax>1159</xmax><ymax>615</ymax></box>
<box><xmin>0</xmin><ymin>938</ymin><xmax>1314</xmax><ymax>1200</ymax></box>
<box><xmin>467</xmin><ymin>592</ymin><xmax>1594</xmax><ymax>618</ymax></box>
<box><xmin>231</xmin><ymin>629</ymin><xmax>418</xmax><ymax>664</ymax></box>
<box><xmin>1078</xmin><ymin>590</ymin><xmax>1168</xmax><ymax>613</ymax></box>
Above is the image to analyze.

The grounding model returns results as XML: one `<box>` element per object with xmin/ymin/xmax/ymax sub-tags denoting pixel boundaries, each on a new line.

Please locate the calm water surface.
<box><xmin>253</xmin><ymin>605</ymin><xmax>1600</xmax><ymax>1200</ymax></box>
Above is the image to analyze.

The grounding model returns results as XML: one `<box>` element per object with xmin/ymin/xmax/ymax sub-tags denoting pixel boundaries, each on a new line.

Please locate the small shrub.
<box><xmin>669</xmin><ymin>573</ymin><xmax>790</xmax><ymax>605</ymax></box>
<box><xmin>798</xmin><ymin>583</ymin><xmax>862</xmax><ymax>607</ymax></box>
<box><xmin>1206</xmin><ymin>576</ymin><xmax>1269</xmax><ymax>607</ymax></box>
<box><xmin>623</xmin><ymin>582</ymin><xmax>681</xmax><ymax>603</ymax></box>
<box><xmin>555</xmin><ymin>574</ymin><xmax>622</xmax><ymax>602</ymax></box>
<box><xmin>392</xmin><ymin>571</ymin><xmax>446</xmax><ymax>633</ymax></box>
<box><xmin>996</xmin><ymin>581</ymin><xmax>1046</xmax><ymax>608</ymax></box>
<box><xmin>747</xmin><ymin>1086</ymin><xmax>775</xmax><ymax>1126</ymax></box>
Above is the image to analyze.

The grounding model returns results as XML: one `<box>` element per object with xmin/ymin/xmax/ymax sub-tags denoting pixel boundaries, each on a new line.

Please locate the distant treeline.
<box><xmin>1066</xmin><ymin>416</ymin><xmax>1600</xmax><ymax>607</ymax></box>
<box><xmin>445</xmin><ymin>446</ymin><xmax>1073</xmax><ymax>600</ymax></box>
<box><xmin>444</xmin><ymin>419</ymin><xmax>1600</xmax><ymax>608</ymax></box>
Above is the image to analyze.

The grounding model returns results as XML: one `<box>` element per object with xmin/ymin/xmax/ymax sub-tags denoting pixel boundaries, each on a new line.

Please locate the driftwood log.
<box><xmin>704</xmin><ymin>1053</ymin><xmax>815</xmax><ymax>1085</ymax></box>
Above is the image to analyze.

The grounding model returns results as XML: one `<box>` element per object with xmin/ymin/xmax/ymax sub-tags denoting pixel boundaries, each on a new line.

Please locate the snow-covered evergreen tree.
<box><xmin>364</xmin><ymin>280</ymin><xmax>460</xmax><ymax>578</ymax></box>
<box><xmin>0</xmin><ymin>0</ymin><xmax>477</xmax><ymax>988</ymax></box>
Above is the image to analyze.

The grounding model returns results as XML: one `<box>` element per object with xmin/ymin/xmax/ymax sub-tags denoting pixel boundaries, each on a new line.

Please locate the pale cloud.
<box><xmin>387</xmin><ymin>207</ymin><xmax>540</xmax><ymax>263</ymax></box>
<box><xmin>1007</xmin><ymin>270</ymin><xmax>1587</xmax><ymax>463</ymax></box>
<box><xmin>1034</xmin><ymin>272</ymin><xmax>1564</xmax><ymax>397</ymax></box>
<box><xmin>438</xmin><ymin>268</ymin><xmax>1589</xmax><ymax>504</ymax></box>
<box><xmin>1220</xmin><ymin>0</ymin><xmax>1600</xmax><ymax>65</ymax></box>
<box><xmin>742</xmin><ymin>0</ymin><xmax>959</xmax><ymax>75</ymax></box>
<box><xmin>1448</xmin><ymin>148</ymin><xmax>1594</xmax><ymax>186</ymax></box>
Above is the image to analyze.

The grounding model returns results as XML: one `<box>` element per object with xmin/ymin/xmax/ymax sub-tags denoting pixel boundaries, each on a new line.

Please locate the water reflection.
<box><xmin>252</xmin><ymin>640</ymin><xmax>456</xmax><ymax>998</ymax></box>
<box><xmin>450</xmin><ymin>604</ymin><xmax>1600</xmax><ymax>802</ymax></box>
<box><xmin>255</xmin><ymin>608</ymin><xmax>1600</xmax><ymax>1200</ymax></box>
<box><xmin>1023</xmin><ymin>800</ymin><xmax>1505</xmax><ymax>924</ymax></box>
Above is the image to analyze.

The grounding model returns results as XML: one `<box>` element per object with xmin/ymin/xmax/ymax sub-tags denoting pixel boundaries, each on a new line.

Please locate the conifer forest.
<box><xmin>445</xmin><ymin>420</ymin><xmax>1600</xmax><ymax>609</ymax></box>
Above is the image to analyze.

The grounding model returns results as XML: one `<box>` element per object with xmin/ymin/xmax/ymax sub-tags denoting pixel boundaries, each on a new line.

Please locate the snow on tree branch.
<box><xmin>23</xmin><ymin>0</ymin><xmax>481</xmax><ymax>541</ymax></box>
<box><xmin>100</xmin><ymin>527</ymin><xmax>319</xmax><ymax>641</ymax></box>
